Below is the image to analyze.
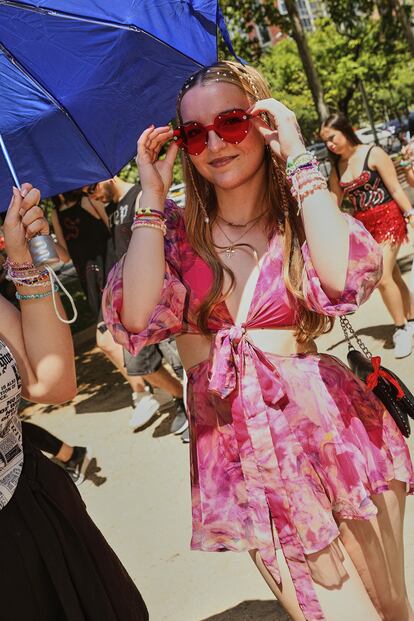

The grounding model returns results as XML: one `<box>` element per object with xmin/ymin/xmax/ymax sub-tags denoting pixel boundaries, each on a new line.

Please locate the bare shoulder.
<box><xmin>369</xmin><ymin>145</ymin><xmax>389</xmax><ymax>167</ymax></box>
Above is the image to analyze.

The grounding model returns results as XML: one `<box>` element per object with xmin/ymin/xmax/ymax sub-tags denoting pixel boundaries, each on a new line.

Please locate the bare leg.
<box><xmin>393</xmin><ymin>263</ymin><xmax>414</xmax><ymax>320</ymax></box>
<box><xmin>96</xmin><ymin>327</ymin><xmax>146</xmax><ymax>393</ymax></box>
<box><xmin>337</xmin><ymin>480</ymin><xmax>413</xmax><ymax>621</ymax></box>
<box><xmin>250</xmin><ymin>541</ymin><xmax>381</xmax><ymax>621</ymax></box>
<box><xmin>144</xmin><ymin>365</ymin><xmax>183</xmax><ymax>399</ymax></box>
<box><xmin>377</xmin><ymin>244</ymin><xmax>407</xmax><ymax>325</ymax></box>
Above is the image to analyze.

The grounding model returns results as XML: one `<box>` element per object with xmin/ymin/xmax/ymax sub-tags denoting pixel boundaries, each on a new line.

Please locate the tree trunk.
<box><xmin>283</xmin><ymin>0</ymin><xmax>330</xmax><ymax>122</ymax></box>
<box><xmin>358</xmin><ymin>79</ymin><xmax>379</xmax><ymax>145</ymax></box>
<box><xmin>389</xmin><ymin>0</ymin><xmax>414</xmax><ymax>56</ymax></box>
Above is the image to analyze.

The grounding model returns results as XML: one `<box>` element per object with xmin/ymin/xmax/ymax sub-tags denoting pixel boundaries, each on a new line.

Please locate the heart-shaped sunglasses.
<box><xmin>173</xmin><ymin>108</ymin><xmax>253</xmax><ymax>156</ymax></box>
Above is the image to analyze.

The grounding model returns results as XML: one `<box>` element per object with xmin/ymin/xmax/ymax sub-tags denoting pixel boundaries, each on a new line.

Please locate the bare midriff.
<box><xmin>176</xmin><ymin>328</ymin><xmax>318</xmax><ymax>373</ymax></box>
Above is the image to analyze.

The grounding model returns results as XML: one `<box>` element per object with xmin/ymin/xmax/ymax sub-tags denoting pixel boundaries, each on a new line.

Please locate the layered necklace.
<box><xmin>214</xmin><ymin>212</ymin><xmax>265</xmax><ymax>262</ymax></box>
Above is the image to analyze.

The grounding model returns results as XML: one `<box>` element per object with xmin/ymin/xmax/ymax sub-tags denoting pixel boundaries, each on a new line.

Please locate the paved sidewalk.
<box><xmin>24</xmin><ymin>241</ymin><xmax>414</xmax><ymax>621</ymax></box>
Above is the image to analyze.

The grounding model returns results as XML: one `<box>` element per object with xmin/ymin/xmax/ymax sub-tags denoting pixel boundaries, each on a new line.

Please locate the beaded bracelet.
<box><xmin>5</xmin><ymin>258</ymin><xmax>49</xmax><ymax>287</ymax></box>
<box><xmin>4</xmin><ymin>258</ymin><xmax>35</xmax><ymax>271</ymax></box>
<box><xmin>288</xmin><ymin>163</ymin><xmax>327</xmax><ymax>213</ymax></box>
<box><xmin>16</xmin><ymin>284</ymin><xmax>59</xmax><ymax>301</ymax></box>
<box><xmin>131</xmin><ymin>220</ymin><xmax>167</xmax><ymax>235</ymax></box>
<box><xmin>286</xmin><ymin>151</ymin><xmax>319</xmax><ymax>174</ymax></box>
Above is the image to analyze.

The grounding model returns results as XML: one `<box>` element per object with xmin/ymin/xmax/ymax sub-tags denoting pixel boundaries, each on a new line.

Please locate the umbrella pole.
<box><xmin>0</xmin><ymin>134</ymin><xmax>21</xmax><ymax>189</ymax></box>
<box><xmin>0</xmin><ymin>133</ymin><xmax>60</xmax><ymax>266</ymax></box>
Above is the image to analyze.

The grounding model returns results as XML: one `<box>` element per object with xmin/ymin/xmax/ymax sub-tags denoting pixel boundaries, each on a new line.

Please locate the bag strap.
<box><xmin>339</xmin><ymin>315</ymin><xmax>373</xmax><ymax>359</ymax></box>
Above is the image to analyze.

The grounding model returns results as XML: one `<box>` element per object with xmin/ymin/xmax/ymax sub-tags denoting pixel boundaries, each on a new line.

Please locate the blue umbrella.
<box><xmin>0</xmin><ymin>1</ymin><xmax>229</xmax><ymax>209</ymax></box>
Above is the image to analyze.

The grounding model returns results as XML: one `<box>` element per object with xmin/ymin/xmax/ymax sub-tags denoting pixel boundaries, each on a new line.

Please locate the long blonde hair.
<box><xmin>176</xmin><ymin>61</ymin><xmax>333</xmax><ymax>342</ymax></box>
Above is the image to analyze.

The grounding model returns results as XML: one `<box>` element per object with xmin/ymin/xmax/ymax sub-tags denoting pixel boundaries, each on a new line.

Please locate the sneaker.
<box><xmin>181</xmin><ymin>427</ymin><xmax>190</xmax><ymax>444</ymax></box>
<box><xmin>393</xmin><ymin>326</ymin><xmax>413</xmax><ymax>359</ymax></box>
<box><xmin>129</xmin><ymin>394</ymin><xmax>160</xmax><ymax>431</ymax></box>
<box><xmin>406</xmin><ymin>320</ymin><xmax>414</xmax><ymax>338</ymax></box>
<box><xmin>62</xmin><ymin>446</ymin><xmax>91</xmax><ymax>486</ymax></box>
<box><xmin>169</xmin><ymin>399</ymin><xmax>188</xmax><ymax>435</ymax></box>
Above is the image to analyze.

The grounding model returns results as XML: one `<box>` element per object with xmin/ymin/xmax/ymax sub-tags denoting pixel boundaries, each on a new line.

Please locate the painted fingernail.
<box><xmin>21</xmin><ymin>188</ymin><xmax>28</xmax><ymax>197</ymax></box>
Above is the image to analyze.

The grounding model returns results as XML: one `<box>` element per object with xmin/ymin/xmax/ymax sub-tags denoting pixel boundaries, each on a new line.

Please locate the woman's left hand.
<box><xmin>248</xmin><ymin>99</ymin><xmax>306</xmax><ymax>160</ymax></box>
<box><xmin>3</xmin><ymin>184</ymin><xmax>49</xmax><ymax>264</ymax></box>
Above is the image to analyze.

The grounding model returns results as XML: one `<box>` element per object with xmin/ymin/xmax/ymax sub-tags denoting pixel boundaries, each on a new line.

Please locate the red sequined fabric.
<box><xmin>354</xmin><ymin>200</ymin><xmax>408</xmax><ymax>245</ymax></box>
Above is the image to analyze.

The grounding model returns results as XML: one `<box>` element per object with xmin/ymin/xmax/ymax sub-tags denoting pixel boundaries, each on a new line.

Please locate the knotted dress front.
<box><xmin>103</xmin><ymin>201</ymin><xmax>414</xmax><ymax>621</ymax></box>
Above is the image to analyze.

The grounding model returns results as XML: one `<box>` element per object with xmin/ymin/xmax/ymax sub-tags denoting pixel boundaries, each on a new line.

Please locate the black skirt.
<box><xmin>0</xmin><ymin>439</ymin><xmax>148</xmax><ymax>620</ymax></box>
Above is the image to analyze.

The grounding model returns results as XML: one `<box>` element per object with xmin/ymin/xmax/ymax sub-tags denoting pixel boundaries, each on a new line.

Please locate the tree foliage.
<box><xmin>255</xmin><ymin>14</ymin><xmax>414</xmax><ymax>140</ymax></box>
<box><xmin>218</xmin><ymin>0</ymin><xmax>287</xmax><ymax>62</ymax></box>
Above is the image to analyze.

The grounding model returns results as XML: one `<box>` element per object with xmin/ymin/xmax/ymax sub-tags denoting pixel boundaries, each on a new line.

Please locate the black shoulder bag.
<box><xmin>339</xmin><ymin>316</ymin><xmax>414</xmax><ymax>438</ymax></box>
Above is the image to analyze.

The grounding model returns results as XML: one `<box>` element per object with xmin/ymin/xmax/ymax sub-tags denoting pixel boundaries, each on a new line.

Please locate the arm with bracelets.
<box><xmin>1</xmin><ymin>184</ymin><xmax>76</xmax><ymax>404</ymax></box>
<box><xmin>120</xmin><ymin>125</ymin><xmax>179</xmax><ymax>333</ymax></box>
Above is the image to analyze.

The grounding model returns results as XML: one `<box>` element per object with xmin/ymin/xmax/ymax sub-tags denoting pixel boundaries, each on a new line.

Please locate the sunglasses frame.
<box><xmin>173</xmin><ymin>108</ymin><xmax>253</xmax><ymax>156</ymax></box>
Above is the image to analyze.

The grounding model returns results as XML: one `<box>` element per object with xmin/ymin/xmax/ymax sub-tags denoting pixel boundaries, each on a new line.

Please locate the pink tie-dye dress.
<box><xmin>103</xmin><ymin>201</ymin><xmax>413</xmax><ymax>621</ymax></box>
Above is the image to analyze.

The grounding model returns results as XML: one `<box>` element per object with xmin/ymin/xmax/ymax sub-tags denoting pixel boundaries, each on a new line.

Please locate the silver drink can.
<box><xmin>28</xmin><ymin>235</ymin><xmax>61</xmax><ymax>266</ymax></box>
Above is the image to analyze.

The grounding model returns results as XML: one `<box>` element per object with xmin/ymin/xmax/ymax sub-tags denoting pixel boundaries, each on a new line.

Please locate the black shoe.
<box><xmin>169</xmin><ymin>399</ymin><xmax>188</xmax><ymax>435</ymax></box>
<box><xmin>62</xmin><ymin>446</ymin><xmax>91</xmax><ymax>486</ymax></box>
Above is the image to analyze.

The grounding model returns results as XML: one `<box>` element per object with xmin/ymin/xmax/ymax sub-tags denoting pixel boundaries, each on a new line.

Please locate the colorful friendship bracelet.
<box><xmin>135</xmin><ymin>207</ymin><xmax>166</xmax><ymax>220</ymax></box>
<box><xmin>286</xmin><ymin>151</ymin><xmax>319</xmax><ymax>174</ymax></box>
<box><xmin>16</xmin><ymin>284</ymin><xmax>59</xmax><ymax>301</ymax></box>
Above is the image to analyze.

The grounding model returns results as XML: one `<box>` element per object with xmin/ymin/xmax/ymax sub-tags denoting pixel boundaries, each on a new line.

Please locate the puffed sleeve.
<box><xmin>301</xmin><ymin>214</ymin><xmax>383</xmax><ymax>316</ymax></box>
<box><xmin>102</xmin><ymin>200</ymin><xmax>187</xmax><ymax>354</ymax></box>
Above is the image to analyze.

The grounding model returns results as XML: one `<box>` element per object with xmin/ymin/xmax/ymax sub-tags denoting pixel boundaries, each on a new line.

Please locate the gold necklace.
<box><xmin>214</xmin><ymin>219</ymin><xmax>259</xmax><ymax>261</ymax></box>
<box><xmin>216</xmin><ymin>212</ymin><xmax>263</xmax><ymax>228</ymax></box>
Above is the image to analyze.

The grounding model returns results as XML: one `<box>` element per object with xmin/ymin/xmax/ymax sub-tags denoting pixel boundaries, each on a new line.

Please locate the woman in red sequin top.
<box><xmin>321</xmin><ymin>112</ymin><xmax>414</xmax><ymax>359</ymax></box>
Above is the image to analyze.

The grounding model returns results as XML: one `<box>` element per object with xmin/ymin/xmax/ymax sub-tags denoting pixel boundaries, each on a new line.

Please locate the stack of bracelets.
<box><xmin>131</xmin><ymin>207</ymin><xmax>167</xmax><ymax>235</ymax></box>
<box><xmin>5</xmin><ymin>258</ymin><xmax>58</xmax><ymax>301</ymax></box>
<box><xmin>286</xmin><ymin>151</ymin><xmax>328</xmax><ymax>213</ymax></box>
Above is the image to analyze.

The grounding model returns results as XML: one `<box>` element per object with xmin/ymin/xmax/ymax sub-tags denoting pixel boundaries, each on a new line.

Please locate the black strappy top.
<box><xmin>338</xmin><ymin>146</ymin><xmax>393</xmax><ymax>212</ymax></box>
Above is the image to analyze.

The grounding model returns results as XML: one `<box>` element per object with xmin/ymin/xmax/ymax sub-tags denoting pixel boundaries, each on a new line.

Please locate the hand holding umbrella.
<box><xmin>4</xmin><ymin>184</ymin><xmax>49</xmax><ymax>263</ymax></box>
<box><xmin>3</xmin><ymin>182</ymin><xmax>77</xmax><ymax>323</ymax></box>
<box><xmin>0</xmin><ymin>134</ymin><xmax>60</xmax><ymax>266</ymax></box>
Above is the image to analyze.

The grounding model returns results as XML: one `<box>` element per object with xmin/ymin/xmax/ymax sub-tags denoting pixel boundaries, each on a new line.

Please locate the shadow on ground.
<box><xmin>326</xmin><ymin>323</ymin><xmax>395</xmax><ymax>353</ymax></box>
<box><xmin>200</xmin><ymin>600</ymin><xmax>291</xmax><ymax>621</ymax></box>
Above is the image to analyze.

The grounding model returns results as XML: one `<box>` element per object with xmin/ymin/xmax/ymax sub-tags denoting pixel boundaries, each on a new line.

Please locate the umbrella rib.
<box><xmin>0</xmin><ymin>41</ymin><xmax>114</xmax><ymax>178</ymax></box>
<box><xmin>0</xmin><ymin>0</ymin><xmax>208</xmax><ymax>68</ymax></box>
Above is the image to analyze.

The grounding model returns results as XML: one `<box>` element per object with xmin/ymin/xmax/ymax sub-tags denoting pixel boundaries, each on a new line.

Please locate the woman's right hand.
<box><xmin>136</xmin><ymin>125</ymin><xmax>178</xmax><ymax>203</ymax></box>
<box><xmin>4</xmin><ymin>184</ymin><xmax>49</xmax><ymax>264</ymax></box>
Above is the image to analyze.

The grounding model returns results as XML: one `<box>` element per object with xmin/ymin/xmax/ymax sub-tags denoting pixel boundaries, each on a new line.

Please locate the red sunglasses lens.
<box><xmin>174</xmin><ymin>122</ymin><xmax>207</xmax><ymax>155</ymax></box>
<box><xmin>216</xmin><ymin>110</ymin><xmax>250</xmax><ymax>142</ymax></box>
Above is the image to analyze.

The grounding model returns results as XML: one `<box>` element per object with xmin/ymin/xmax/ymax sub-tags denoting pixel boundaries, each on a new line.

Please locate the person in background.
<box><xmin>321</xmin><ymin>112</ymin><xmax>414</xmax><ymax>358</ymax></box>
<box><xmin>21</xmin><ymin>421</ymin><xmax>91</xmax><ymax>485</ymax></box>
<box><xmin>51</xmin><ymin>188</ymin><xmax>110</xmax><ymax>319</ymax></box>
<box><xmin>0</xmin><ymin>183</ymin><xmax>148</xmax><ymax>620</ymax></box>
<box><xmin>89</xmin><ymin>176</ymin><xmax>188</xmax><ymax>441</ymax></box>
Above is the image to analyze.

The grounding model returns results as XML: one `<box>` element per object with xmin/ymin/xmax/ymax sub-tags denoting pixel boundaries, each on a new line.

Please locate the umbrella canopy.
<box><xmin>0</xmin><ymin>0</ymin><xmax>220</xmax><ymax>209</ymax></box>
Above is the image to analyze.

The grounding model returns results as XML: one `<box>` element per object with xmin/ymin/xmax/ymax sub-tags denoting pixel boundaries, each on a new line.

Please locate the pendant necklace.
<box><xmin>214</xmin><ymin>218</ymin><xmax>261</xmax><ymax>262</ymax></box>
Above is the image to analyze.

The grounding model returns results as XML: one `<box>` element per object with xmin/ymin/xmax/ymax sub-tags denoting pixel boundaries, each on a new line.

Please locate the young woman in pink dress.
<box><xmin>320</xmin><ymin>113</ymin><xmax>414</xmax><ymax>359</ymax></box>
<box><xmin>103</xmin><ymin>62</ymin><xmax>413</xmax><ymax>621</ymax></box>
